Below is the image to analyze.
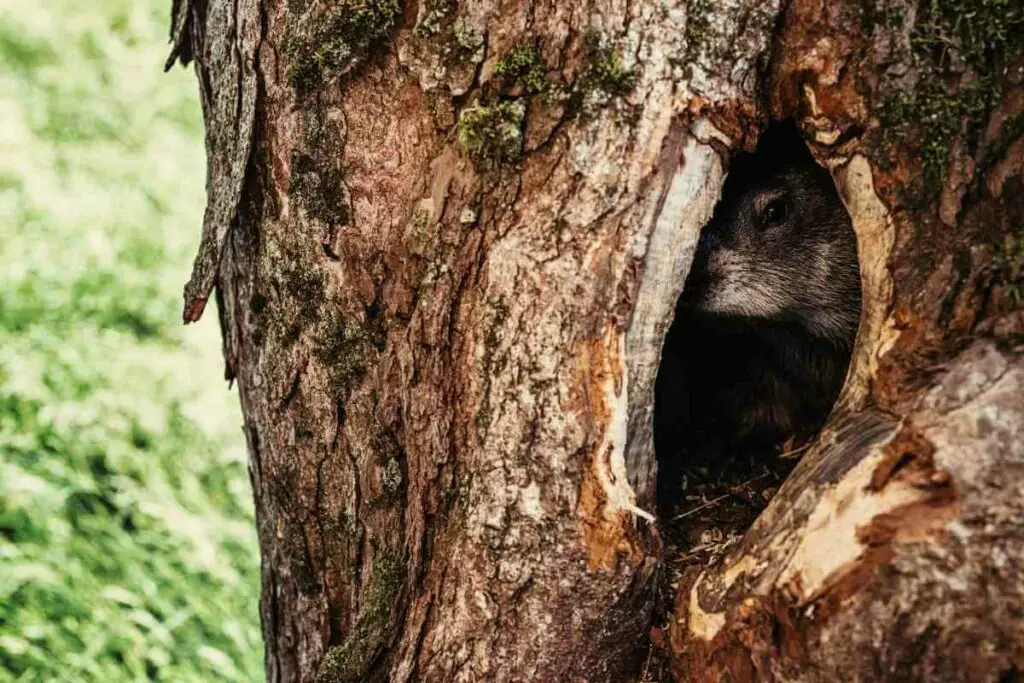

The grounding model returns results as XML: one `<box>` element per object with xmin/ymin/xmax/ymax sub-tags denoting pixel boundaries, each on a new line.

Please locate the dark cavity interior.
<box><xmin>652</xmin><ymin>120</ymin><xmax>862</xmax><ymax>581</ymax></box>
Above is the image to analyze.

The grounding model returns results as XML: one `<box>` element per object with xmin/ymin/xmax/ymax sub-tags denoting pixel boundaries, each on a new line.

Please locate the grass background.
<box><xmin>0</xmin><ymin>0</ymin><xmax>263</xmax><ymax>680</ymax></box>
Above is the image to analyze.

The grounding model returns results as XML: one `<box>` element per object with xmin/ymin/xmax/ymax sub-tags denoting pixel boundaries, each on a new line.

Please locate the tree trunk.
<box><xmin>663</xmin><ymin>1</ymin><xmax>1024</xmax><ymax>681</ymax></box>
<box><xmin>166</xmin><ymin>0</ymin><xmax>1024</xmax><ymax>680</ymax></box>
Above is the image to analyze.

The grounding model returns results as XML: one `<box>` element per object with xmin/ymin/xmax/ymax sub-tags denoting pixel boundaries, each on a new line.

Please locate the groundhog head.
<box><xmin>681</xmin><ymin>122</ymin><xmax>862</xmax><ymax>345</ymax></box>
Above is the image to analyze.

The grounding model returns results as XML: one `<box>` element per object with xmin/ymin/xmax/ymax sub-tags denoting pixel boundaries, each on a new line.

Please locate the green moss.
<box><xmin>493</xmin><ymin>43</ymin><xmax>551</xmax><ymax>95</ymax></box>
<box><xmin>455</xmin><ymin>32</ymin><xmax>634</xmax><ymax>168</ymax></box>
<box><xmin>457</xmin><ymin>100</ymin><xmax>526</xmax><ymax>168</ymax></box>
<box><xmin>413</xmin><ymin>8</ymin><xmax>485</xmax><ymax>66</ymax></box>
<box><xmin>859</xmin><ymin>0</ymin><xmax>906</xmax><ymax>33</ymax></box>
<box><xmin>581</xmin><ymin>33</ymin><xmax>635</xmax><ymax>95</ymax></box>
<box><xmin>912</xmin><ymin>0</ymin><xmax>1020</xmax><ymax>72</ymax></box>
<box><xmin>880</xmin><ymin>0</ymin><xmax>1024</xmax><ymax>193</ymax></box>
<box><xmin>881</xmin><ymin>79</ymin><xmax>990</xmax><ymax>190</ymax></box>
<box><xmin>568</xmin><ymin>31</ymin><xmax>637</xmax><ymax>118</ymax></box>
<box><xmin>282</xmin><ymin>0</ymin><xmax>402</xmax><ymax>92</ymax></box>
<box><xmin>316</xmin><ymin>552</ymin><xmax>405</xmax><ymax>682</ymax></box>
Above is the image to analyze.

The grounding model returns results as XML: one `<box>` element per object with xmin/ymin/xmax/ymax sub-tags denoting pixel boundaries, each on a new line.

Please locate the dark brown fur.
<box><xmin>655</xmin><ymin>122</ymin><xmax>862</xmax><ymax>496</ymax></box>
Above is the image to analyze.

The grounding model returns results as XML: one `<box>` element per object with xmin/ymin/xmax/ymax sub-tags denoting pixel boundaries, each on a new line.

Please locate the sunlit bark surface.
<box><xmin>169</xmin><ymin>0</ymin><xmax>1024</xmax><ymax>679</ymax></box>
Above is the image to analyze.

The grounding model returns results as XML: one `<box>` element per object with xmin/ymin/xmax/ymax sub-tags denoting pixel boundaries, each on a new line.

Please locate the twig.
<box><xmin>670</xmin><ymin>472</ymin><xmax>775</xmax><ymax>521</ymax></box>
<box><xmin>779</xmin><ymin>440</ymin><xmax>815</xmax><ymax>459</ymax></box>
<box><xmin>671</xmin><ymin>492</ymin><xmax>732</xmax><ymax>521</ymax></box>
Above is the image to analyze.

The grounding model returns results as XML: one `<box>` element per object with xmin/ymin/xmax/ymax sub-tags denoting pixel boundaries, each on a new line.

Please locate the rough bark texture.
<box><xmin>167</xmin><ymin>0</ymin><xmax>1024</xmax><ymax>680</ymax></box>
<box><xmin>667</xmin><ymin>0</ymin><xmax>1024</xmax><ymax>681</ymax></box>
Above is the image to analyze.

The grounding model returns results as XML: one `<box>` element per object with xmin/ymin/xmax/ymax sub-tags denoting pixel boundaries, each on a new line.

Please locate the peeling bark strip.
<box><xmin>168</xmin><ymin>0</ymin><xmax>261</xmax><ymax>322</ymax></box>
<box><xmin>169</xmin><ymin>0</ymin><xmax>1024</xmax><ymax>679</ymax></box>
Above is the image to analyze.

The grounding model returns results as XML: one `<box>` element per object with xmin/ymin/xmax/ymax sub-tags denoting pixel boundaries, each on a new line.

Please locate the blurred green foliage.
<box><xmin>0</xmin><ymin>0</ymin><xmax>262</xmax><ymax>680</ymax></box>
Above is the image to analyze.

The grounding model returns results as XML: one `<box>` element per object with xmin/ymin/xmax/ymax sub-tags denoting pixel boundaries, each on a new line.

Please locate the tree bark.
<box><xmin>665</xmin><ymin>1</ymin><xmax>1024</xmax><ymax>681</ymax></box>
<box><xmin>167</xmin><ymin>0</ymin><xmax>1024</xmax><ymax>680</ymax></box>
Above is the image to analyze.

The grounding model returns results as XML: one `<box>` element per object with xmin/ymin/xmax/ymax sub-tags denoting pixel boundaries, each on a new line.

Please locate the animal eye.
<box><xmin>761</xmin><ymin>198</ymin><xmax>789</xmax><ymax>226</ymax></box>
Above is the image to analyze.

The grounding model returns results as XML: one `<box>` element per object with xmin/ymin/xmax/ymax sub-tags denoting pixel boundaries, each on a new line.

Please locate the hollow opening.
<box><xmin>651</xmin><ymin>119</ymin><xmax>863</xmax><ymax>580</ymax></box>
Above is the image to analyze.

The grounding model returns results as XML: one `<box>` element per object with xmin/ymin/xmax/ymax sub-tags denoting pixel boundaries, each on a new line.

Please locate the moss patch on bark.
<box><xmin>456</xmin><ymin>33</ymin><xmax>636</xmax><ymax>169</ymax></box>
<box><xmin>316</xmin><ymin>552</ymin><xmax>405</xmax><ymax>682</ymax></box>
<box><xmin>457</xmin><ymin>100</ymin><xmax>526</xmax><ymax>168</ymax></box>
<box><xmin>282</xmin><ymin>0</ymin><xmax>402</xmax><ymax>92</ymax></box>
<box><xmin>880</xmin><ymin>0</ymin><xmax>1024</xmax><ymax>192</ymax></box>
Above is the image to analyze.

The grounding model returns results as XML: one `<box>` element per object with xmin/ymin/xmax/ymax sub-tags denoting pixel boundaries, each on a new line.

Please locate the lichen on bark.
<box><xmin>493</xmin><ymin>43</ymin><xmax>553</xmax><ymax>96</ymax></box>
<box><xmin>568</xmin><ymin>30</ymin><xmax>637</xmax><ymax>117</ymax></box>
<box><xmin>281</xmin><ymin>0</ymin><xmax>402</xmax><ymax>91</ymax></box>
<box><xmin>878</xmin><ymin>0</ymin><xmax>1024</xmax><ymax>193</ymax></box>
<box><xmin>316</xmin><ymin>553</ymin><xmax>405</xmax><ymax>683</ymax></box>
<box><xmin>399</xmin><ymin>0</ymin><xmax>485</xmax><ymax>101</ymax></box>
<box><xmin>457</xmin><ymin>100</ymin><xmax>526</xmax><ymax>167</ymax></box>
<box><xmin>455</xmin><ymin>31</ymin><xmax>637</xmax><ymax>168</ymax></box>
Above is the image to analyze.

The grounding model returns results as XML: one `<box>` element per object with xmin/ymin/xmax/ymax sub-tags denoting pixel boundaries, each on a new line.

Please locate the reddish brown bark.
<box><xmin>168</xmin><ymin>0</ymin><xmax>1024</xmax><ymax>680</ymax></box>
<box><xmin>667</xmin><ymin>1</ymin><xmax>1024</xmax><ymax>681</ymax></box>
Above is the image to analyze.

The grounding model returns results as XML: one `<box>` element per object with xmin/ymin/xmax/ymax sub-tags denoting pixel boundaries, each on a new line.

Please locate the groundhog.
<box><xmin>655</xmin><ymin>122</ymin><xmax>862</xmax><ymax>494</ymax></box>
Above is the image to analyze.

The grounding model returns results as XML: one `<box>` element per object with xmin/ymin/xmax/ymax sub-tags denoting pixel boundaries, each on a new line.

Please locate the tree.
<box><xmin>167</xmin><ymin>0</ymin><xmax>1024</xmax><ymax>680</ymax></box>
